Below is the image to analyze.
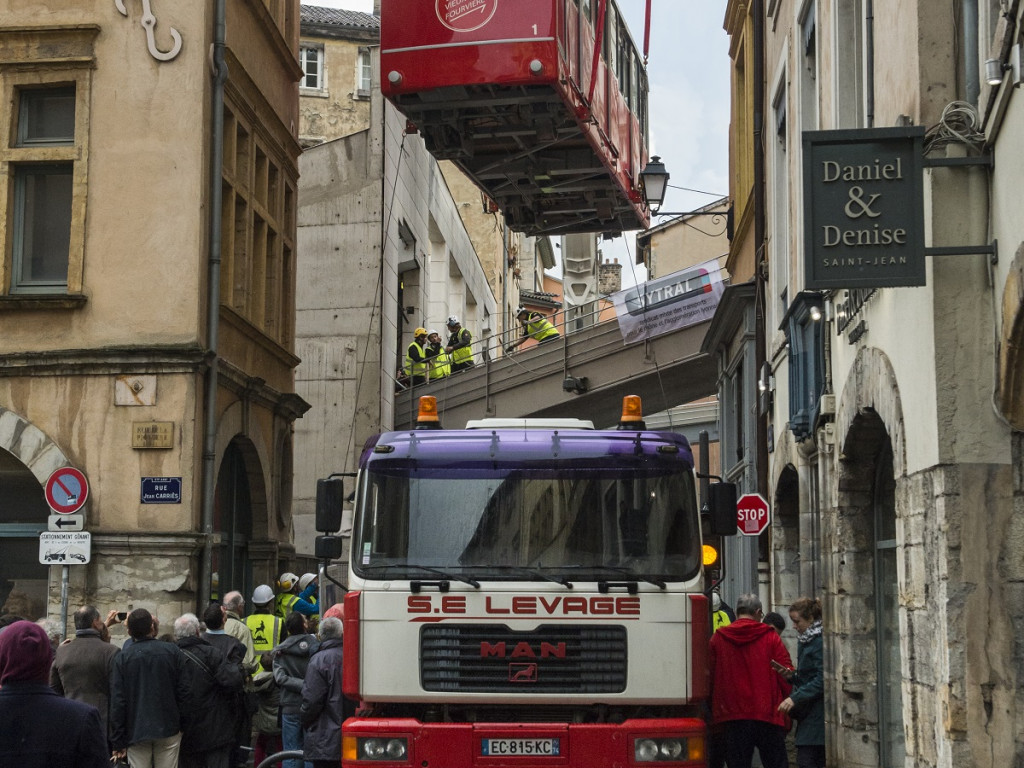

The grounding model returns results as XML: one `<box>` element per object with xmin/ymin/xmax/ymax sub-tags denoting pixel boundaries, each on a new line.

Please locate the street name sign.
<box><xmin>39</xmin><ymin>531</ymin><xmax>91</xmax><ymax>565</ymax></box>
<box><xmin>141</xmin><ymin>476</ymin><xmax>182</xmax><ymax>504</ymax></box>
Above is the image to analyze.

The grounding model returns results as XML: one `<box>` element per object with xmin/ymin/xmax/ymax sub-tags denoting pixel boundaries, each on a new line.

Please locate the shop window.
<box><xmin>781</xmin><ymin>291</ymin><xmax>825</xmax><ymax>440</ymax></box>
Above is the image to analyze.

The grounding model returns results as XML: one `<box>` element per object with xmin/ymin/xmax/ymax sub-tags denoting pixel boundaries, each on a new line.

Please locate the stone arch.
<box><xmin>835</xmin><ymin>345</ymin><xmax>906</xmax><ymax>478</ymax></box>
<box><xmin>215</xmin><ymin>400</ymin><xmax>272</xmax><ymax>540</ymax></box>
<box><xmin>828</xmin><ymin>346</ymin><xmax>906</xmax><ymax>767</ymax></box>
<box><xmin>0</xmin><ymin>406</ymin><xmax>71</xmax><ymax>484</ymax></box>
<box><xmin>772</xmin><ymin>461</ymin><xmax>801</xmax><ymax>608</ymax></box>
<box><xmin>997</xmin><ymin>241</ymin><xmax>1024</xmax><ymax>427</ymax></box>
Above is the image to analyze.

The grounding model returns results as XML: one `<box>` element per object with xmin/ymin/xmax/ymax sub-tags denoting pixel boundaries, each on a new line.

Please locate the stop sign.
<box><xmin>736</xmin><ymin>493</ymin><xmax>771</xmax><ymax>536</ymax></box>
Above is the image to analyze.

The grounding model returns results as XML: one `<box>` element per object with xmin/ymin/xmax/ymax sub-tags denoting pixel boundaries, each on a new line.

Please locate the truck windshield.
<box><xmin>352</xmin><ymin>465</ymin><xmax>701</xmax><ymax>582</ymax></box>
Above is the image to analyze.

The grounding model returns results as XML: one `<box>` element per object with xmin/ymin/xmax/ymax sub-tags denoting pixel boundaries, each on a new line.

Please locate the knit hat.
<box><xmin>323</xmin><ymin>603</ymin><xmax>345</xmax><ymax>621</ymax></box>
<box><xmin>0</xmin><ymin>620</ymin><xmax>54</xmax><ymax>685</ymax></box>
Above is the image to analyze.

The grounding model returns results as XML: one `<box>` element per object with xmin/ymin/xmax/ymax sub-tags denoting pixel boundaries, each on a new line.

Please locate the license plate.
<box><xmin>482</xmin><ymin>738</ymin><xmax>561</xmax><ymax>757</ymax></box>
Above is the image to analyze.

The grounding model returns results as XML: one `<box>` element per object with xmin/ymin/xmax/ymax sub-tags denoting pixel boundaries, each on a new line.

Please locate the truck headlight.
<box><xmin>358</xmin><ymin>738</ymin><xmax>408</xmax><ymax>761</ymax></box>
<box><xmin>634</xmin><ymin>737</ymin><xmax>690</xmax><ymax>762</ymax></box>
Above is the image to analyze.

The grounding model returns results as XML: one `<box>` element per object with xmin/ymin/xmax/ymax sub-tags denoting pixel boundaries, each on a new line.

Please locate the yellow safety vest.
<box><xmin>448</xmin><ymin>329</ymin><xmax>473</xmax><ymax>366</ymax></box>
<box><xmin>404</xmin><ymin>341</ymin><xmax>429</xmax><ymax>378</ymax></box>
<box><xmin>245</xmin><ymin>612</ymin><xmax>283</xmax><ymax>655</ymax></box>
<box><xmin>428</xmin><ymin>347</ymin><xmax>450</xmax><ymax>379</ymax></box>
<box><xmin>275</xmin><ymin>592</ymin><xmax>298</xmax><ymax>621</ymax></box>
<box><xmin>712</xmin><ymin>610</ymin><xmax>732</xmax><ymax>632</ymax></box>
<box><xmin>526</xmin><ymin>316</ymin><xmax>559</xmax><ymax>341</ymax></box>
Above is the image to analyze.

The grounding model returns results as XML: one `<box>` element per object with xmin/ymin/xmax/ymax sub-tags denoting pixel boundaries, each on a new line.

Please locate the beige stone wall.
<box><xmin>299</xmin><ymin>34</ymin><xmax>373</xmax><ymax>143</ymax></box>
<box><xmin>0</xmin><ymin>0</ymin><xmax>304</xmax><ymax>627</ymax></box>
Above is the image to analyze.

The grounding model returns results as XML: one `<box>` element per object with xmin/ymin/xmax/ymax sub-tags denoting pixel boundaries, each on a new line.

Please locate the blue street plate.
<box><xmin>482</xmin><ymin>739</ymin><xmax>561</xmax><ymax>757</ymax></box>
<box><xmin>140</xmin><ymin>476</ymin><xmax>182</xmax><ymax>504</ymax></box>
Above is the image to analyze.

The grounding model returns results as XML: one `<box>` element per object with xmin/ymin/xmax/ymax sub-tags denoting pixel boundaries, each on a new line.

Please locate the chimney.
<box><xmin>599</xmin><ymin>258</ymin><xmax>622</xmax><ymax>294</ymax></box>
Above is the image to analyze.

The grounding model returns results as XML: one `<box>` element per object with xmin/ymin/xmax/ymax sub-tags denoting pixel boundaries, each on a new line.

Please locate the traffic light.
<box><xmin>701</xmin><ymin>511</ymin><xmax>723</xmax><ymax>583</ymax></box>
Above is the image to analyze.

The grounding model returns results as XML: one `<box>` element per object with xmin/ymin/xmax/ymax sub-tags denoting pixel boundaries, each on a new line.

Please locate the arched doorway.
<box><xmin>213</xmin><ymin>440</ymin><xmax>256</xmax><ymax>603</ymax></box>
<box><xmin>838</xmin><ymin>408</ymin><xmax>905</xmax><ymax>767</ymax></box>
<box><xmin>0</xmin><ymin>450</ymin><xmax>51</xmax><ymax>620</ymax></box>
<box><xmin>773</xmin><ymin>463</ymin><xmax>801</xmax><ymax>603</ymax></box>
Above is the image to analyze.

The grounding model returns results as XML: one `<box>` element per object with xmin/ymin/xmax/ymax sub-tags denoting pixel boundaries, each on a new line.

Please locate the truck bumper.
<box><xmin>343</xmin><ymin>717</ymin><xmax>707</xmax><ymax>768</ymax></box>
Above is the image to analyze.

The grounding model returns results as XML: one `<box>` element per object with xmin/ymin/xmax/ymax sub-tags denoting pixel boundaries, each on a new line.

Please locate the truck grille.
<box><xmin>420</xmin><ymin>624</ymin><xmax>627</xmax><ymax>693</ymax></box>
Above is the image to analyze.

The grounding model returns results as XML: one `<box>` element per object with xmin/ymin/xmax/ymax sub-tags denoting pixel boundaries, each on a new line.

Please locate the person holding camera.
<box><xmin>777</xmin><ymin>597</ymin><xmax>825</xmax><ymax>768</ymax></box>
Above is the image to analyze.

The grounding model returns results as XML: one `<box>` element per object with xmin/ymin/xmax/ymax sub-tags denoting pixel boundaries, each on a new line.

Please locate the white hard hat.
<box><xmin>299</xmin><ymin>573</ymin><xmax>317</xmax><ymax>591</ymax></box>
<box><xmin>278</xmin><ymin>572</ymin><xmax>299</xmax><ymax>591</ymax></box>
<box><xmin>712</xmin><ymin>592</ymin><xmax>722</xmax><ymax>611</ymax></box>
<box><xmin>252</xmin><ymin>584</ymin><xmax>274</xmax><ymax>604</ymax></box>
<box><xmin>428</xmin><ymin>329</ymin><xmax>439</xmax><ymax>337</ymax></box>
<box><xmin>446</xmin><ymin>315</ymin><xmax>460</xmax><ymax>327</ymax></box>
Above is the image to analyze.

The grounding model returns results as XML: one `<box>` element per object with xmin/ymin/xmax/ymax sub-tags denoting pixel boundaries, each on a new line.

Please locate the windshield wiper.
<box><xmin>560</xmin><ymin>564</ymin><xmax>666</xmax><ymax>589</ymax></box>
<box><xmin>361</xmin><ymin>563</ymin><xmax>480</xmax><ymax>589</ymax></box>
<box><xmin>465</xmin><ymin>565</ymin><xmax>573</xmax><ymax>589</ymax></box>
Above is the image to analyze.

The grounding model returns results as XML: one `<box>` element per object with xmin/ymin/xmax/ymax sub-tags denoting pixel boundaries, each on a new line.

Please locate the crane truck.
<box><xmin>332</xmin><ymin>395</ymin><xmax>737</xmax><ymax>768</ymax></box>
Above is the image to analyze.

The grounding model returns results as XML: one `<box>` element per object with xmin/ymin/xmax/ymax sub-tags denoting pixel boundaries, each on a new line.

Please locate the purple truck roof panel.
<box><xmin>360</xmin><ymin>428</ymin><xmax>694</xmax><ymax>469</ymax></box>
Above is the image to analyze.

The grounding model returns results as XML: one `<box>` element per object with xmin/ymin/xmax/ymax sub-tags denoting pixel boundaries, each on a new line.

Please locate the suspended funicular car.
<box><xmin>381</xmin><ymin>0</ymin><xmax>651</xmax><ymax>236</ymax></box>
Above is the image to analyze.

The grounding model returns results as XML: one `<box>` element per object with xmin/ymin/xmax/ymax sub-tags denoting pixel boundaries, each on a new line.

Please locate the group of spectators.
<box><xmin>399</xmin><ymin>308</ymin><xmax>561</xmax><ymax>389</ymax></box>
<box><xmin>0</xmin><ymin>571</ymin><xmax>353</xmax><ymax>768</ymax></box>
<box><xmin>708</xmin><ymin>593</ymin><xmax>826</xmax><ymax>768</ymax></box>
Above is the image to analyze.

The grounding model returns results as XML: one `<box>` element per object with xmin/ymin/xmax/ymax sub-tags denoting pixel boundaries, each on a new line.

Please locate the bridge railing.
<box><xmin>396</xmin><ymin>298</ymin><xmax>618</xmax><ymax>392</ymax></box>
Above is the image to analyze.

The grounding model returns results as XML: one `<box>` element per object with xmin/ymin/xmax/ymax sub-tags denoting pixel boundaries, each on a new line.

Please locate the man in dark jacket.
<box><xmin>0</xmin><ymin>620</ymin><xmax>109</xmax><ymax>768</ymax></box>
<box><xmin>50</xmin><ymin>605</ymin><xmax>120</xmax><ymax>745</ymax></box>
<box><xmin>174</xmin><ymin>612</ymin><xmax>245</xmax><ymax>768</ymax></box>
<box><xmin>110</xmin><ymin>608</ymin><xmax>190</xmax><ymax>768</ymax></box>
<box><xmin>273</xmin><ymin>611</ymin><xmax>319</xmax><ymax>768</ymax></box>
<box><xmin>201</xmin><ymin>602</ymin><xmax>250</xmax><ymax>766</ymax></box>
<box><xmin>709</xmin><ymin>593</ymin><xmax>793</xmax><ymax>768</ymax></box>
<box><xmin>300</xmin><ymin>617</ymin><xmax>355</xmax><ymax>767</ymax></box>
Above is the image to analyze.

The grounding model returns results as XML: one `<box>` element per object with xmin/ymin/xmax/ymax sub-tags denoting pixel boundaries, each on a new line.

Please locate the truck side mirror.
<box><xmin>315</xmin><ymin>535</ymin><xmax>344</xmax><ymax>560</ymax></box>
<box><xmin>316</xmin><ymin>478</ymin><xmax>345</xmax><ymax>533</ymax></box>
<box><xmin>707</xmin><ymin>482</ymin><xmax>738</xmax><ymax>536</ymax></box>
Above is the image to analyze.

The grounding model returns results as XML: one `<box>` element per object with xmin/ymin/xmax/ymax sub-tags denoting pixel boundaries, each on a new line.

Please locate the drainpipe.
<box><xmin>199</xmin><ymin>0</ymin><xmax>228</xmax><ymax>609</ymax></box>
<box><xmin>753</xmin><ymin>0</ymin><xmax>768</xmax><ymax>497</ymax></box>
<box><xmin>962</xmin><ymin>0</ymin><xmax>979</xmax><ymax>103</ymax></box>
<box><xmin>865</xmin><ymin>0</ymin><xmax>874</xmax><ymax>127</ymax></box>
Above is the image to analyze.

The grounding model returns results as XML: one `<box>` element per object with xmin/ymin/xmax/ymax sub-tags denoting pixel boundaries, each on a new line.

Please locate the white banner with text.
<box><xmin>611</xmin><ymin>260</ymin><xmax>725</xmax><ymax>344</ymax></box>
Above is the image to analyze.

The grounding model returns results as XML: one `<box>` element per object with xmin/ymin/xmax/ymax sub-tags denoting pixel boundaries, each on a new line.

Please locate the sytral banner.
<box><xmin>611</xmin><ymin>260</ymin><xmax>725</xmax><ymax>345</ymax></box>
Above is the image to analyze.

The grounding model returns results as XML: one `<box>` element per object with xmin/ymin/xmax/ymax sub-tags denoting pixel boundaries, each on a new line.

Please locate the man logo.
<box><xmin>509</xmin><ymin>663</ymin><xmax>538</xmax><ymax>683</ymax></box>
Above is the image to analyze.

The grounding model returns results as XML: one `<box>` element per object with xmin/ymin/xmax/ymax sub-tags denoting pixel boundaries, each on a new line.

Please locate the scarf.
<box><xmin>797</xmin><ymin>619</ymin><xmax>823</xmax><ymax>644</ymax></box>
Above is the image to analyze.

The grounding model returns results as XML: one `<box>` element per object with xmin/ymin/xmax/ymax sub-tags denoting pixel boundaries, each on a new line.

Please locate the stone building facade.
<box><xmin>0</xmin><ymin>0</ymin><xmax>306</xmax><ymax>629</ymax></box>
<box><xmin>726</xmin><ymin>0</ymin><xmax>1024</xmax><ymax>766</ymax></box>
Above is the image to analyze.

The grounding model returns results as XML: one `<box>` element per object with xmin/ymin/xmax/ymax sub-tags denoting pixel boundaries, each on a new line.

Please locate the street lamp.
<box><xmin>639</xmin><ymin>155</ymin><xmax>669</xmax><ymax>210</ymax></box>
<box><xmin>639</xmin><ymin>156</ymin><xmax>733</xmax><ymax>240</ymax></box>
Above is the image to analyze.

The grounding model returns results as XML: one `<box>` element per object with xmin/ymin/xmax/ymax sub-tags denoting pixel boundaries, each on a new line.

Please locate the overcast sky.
<box><xmin>302</xmin><ymin>0</ymin><xmax>731</xmax><ymax>288</ymax></box>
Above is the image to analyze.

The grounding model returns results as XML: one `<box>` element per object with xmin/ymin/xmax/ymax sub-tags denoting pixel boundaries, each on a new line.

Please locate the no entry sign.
<box><xmin>45</xmin><ymin>467</ymin><xmax>89</xmax><ymax>515</ymax></box>
<box><xmin>736</xmin><ymin>493</ymin><xmax>771</xmax><ymax>536</ymax></box>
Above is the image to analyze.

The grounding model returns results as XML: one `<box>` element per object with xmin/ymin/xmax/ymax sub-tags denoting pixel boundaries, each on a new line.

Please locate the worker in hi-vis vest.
<box><xmin>274</xmin><ymin>572</ymin><xmax>318</xmax><ymax>622</ymax></box>
<box><xmin>426</xmin><ymin>330</ymin><xmax>450</xmax><ymax>380</ymax></box>
<box><xmin>404</xmin><ymin>327</ymin><xmax>431</xmax><ymax>385</ymax></box>
<box><xmin>245</xmin><ymin>584</ymin><xmax>283</xmax><ymax>657</ymax></box>
<box><xmin>444</xmin><ymin>316</ymin><xmax>475</xmax><ymax>372</ymax></box>
<box><xmin>506</xmin><ymin>307</ymin><xmax>560</xmax><ymax>352</ymax></box>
